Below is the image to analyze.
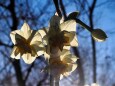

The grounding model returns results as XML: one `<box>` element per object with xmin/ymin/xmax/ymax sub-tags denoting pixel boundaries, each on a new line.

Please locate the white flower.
<box><xmin>10</xmin><ymin>22</ymin><xmax>44</xmax><ymax>64</ymax></box>
<box><xmin>49</xmin><ymin>49</ymin><xmax>78</xmax><ymax>79</ymax></box>
<box><xmin>37</xmin><ymin>15</ymin><xmax>78</xmax><ymax>79</ymax></box>
<box><xmin>38</xmin><ymin>15</ymin><xmax>78</xmax><ymax>53</ymax></box>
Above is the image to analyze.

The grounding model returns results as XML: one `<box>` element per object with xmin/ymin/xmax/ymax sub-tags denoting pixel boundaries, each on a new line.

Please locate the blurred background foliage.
<box><xmin>0</xmin><ymin>0</ymin><xmax>115</xmax><ymax>86</ymax></box>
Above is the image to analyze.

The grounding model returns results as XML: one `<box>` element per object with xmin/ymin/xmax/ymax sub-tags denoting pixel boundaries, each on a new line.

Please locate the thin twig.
<box><xmin>59</xmin><ymin>0</ymin><xmax>67</xmax><ymax>20</ymax></box>
<box><xmin>53</xmin><ymin>0</ymin><xmax>62</xmax><ymax>17</ymax></box>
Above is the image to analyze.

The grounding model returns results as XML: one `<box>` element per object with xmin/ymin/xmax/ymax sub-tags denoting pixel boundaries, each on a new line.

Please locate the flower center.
<box><xmin>49</xmin><ymin>35</ymin><xmax>63</xmax><ymax>46</ymax></box>
<box><xmin>49</xmin><ymin>58</ymin><xmax>68</xmax><ymax>75</ymax></box>
<box><xmin>16</xmin><ymin>35</ymin><xmax>32</xmax><ymax>53</ymax></box>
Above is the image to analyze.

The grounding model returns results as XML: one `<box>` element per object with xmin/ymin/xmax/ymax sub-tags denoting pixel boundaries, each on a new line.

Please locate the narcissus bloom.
<box><xmin>49</xmin><ymin>49</ymin><xmax>78</xmax><ymax>79</ymax></box>
<box><xmin>38</xmin><ymin>15</ymin><xmax>78</xmax><ymax>79</ymax></box>
<box><xmin>10</xmin><ymin>22</ymin><xmax>44</xmax><ymax>64</ymax></box>
<box><xmin>38</xmin><ymin>15</ymin><xmax>78</xmax><ymax>54</ymax></box>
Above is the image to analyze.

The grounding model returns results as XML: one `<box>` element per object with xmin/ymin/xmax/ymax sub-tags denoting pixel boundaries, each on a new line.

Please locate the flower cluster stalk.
<box><xmin>50</xmin><ymin>74</ymin><xmax>59</xmax><ymax>86</ymax></box>
<box><xmin>49</xmin><ymin>54</ymin><xmax>60</xmax><ymax>86</ymax></box>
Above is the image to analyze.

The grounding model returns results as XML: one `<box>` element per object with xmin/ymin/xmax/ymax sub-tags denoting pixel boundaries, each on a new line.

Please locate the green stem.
<box><xmin>50</xmin><ymin>74</ymin><xmax>59</xmax><ymax>86</ymax></box>
<box><xmin>75</xmin><ymin>18</ymin><xmax>93</xmax><ymax>32</ymax></box>
<box><xmin>50</xmin><ymin>74</ymin><xmax>54</xmax><ymax>86</ymax></box>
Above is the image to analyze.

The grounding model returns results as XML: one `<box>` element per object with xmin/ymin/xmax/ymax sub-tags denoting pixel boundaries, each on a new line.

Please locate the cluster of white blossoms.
<box><xmin>10</xmin><ymin>14</ymin><xmax>78</xmax><ymax>79</ymax></box>
<box><xmin>10</xmin><ymin>12</ymin><xmax>107</xmax><ymax>79</ymax></box>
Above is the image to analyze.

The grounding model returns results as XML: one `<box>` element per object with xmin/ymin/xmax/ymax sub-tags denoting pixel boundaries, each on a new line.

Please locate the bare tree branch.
<box><xmin>53</xmin><ymin>0</ymin><xmax>62</xmax><ymax>17</ymax></box>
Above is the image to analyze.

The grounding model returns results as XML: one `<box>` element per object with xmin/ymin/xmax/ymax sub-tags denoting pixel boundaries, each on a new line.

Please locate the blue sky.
<box><xmin>0</xmin><ymin>0</ymin><xmax>115</xmax><ymax>86</ymax></box>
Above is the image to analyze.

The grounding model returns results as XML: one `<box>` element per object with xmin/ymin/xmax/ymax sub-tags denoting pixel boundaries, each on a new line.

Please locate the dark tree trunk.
<box><xmin>12</xmin><ymin>60</ymin><xmax>26</xmax><ymax>86</ymax></box>
<box><xmin>9</xmin><ymin>0</ymin><xmax>26</xmax><ymax>86</ymax></box>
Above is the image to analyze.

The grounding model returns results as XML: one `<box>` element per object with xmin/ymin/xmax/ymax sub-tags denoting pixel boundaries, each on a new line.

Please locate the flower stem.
<box><xmin>75</xmin><ymin>18</ymin><xmax>93</xmax><ymax>32</ymax></box>
<box><xmin>50</xmin><ymin>74</ymin><xmax>59</xmax><ymax>86</ymax></box>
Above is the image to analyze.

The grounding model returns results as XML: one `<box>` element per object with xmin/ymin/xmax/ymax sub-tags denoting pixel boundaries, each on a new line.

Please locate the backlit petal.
<box><xmin>42</xmin><ymin>35</ymin><xmax>48</xmax><ymax>45</ymax></box>
<box><xmin>66</xmin><ymin>64</ymin><xmax>72</xmax><ymax>72</ymax></box>
<box><xmin>10</xmin><ymin>46</ymin><xmax>21</xmax><ymax>59</ymax></box>
<box><xmin>66</xmin><ymin>63</ymin><xmax>77</xmax><ymax>72</ymax></box>
<box><xmin>10</xmin><ymin>30</ymin><xmax>24</xmax><ymax>44</ymax></box>
<box><xmin>60</xmin><ymin>49</ymin><xmax>71</xmax><ymax>61</ymax></box>
<box><xmin>21</xmin><ymin>22</ymin><xmax>32</xmax><ymax>39</ymax></box>
<box><xmin>32</xmin><ymin>43</ymin><xmax>44</xmax><ymax>56</ymax></box>
<box><xmin>64</xmin><ymin>32</ymin><xmax>75</xmax><ymax>46</ymax></box>
<box><xmin>63</xmin><ymin>46</ymin><xmax>71</xmax><ymax>50</ymax></box>
<box><xmin>30</xmin><ymin>31</ymin><xmax>42</xmax><ymax>45</ymax></box>
<box><xmin>60</xmin><ymin>20</ymin><xmax>76</xmax><ymax>32</ymax></box>
<box><xmin>38</xmin><ymin>27</ymin><xmax>49</xmax><ymax>38</ymax></box>
<box><xmin>15</xmin><ymin>33</ymin><xmax>26</xmax><ymax>45</ymax></box>
<box><xmin>71</xmin><ymin>64</ymin><xmax>77</xmax><ymax>72</ymax></box>
<box><xmin>70</xmin><ymin>35</ymin><xmax>78</xmax><ymax>47</ymax></box>
<box><xmin>64</xmin><ymin>54</ymin><xmax>78</xmax><ymax>63</ymax></box>
<box><xmin>62</xmin><ymin>56</ymin><xmax>73</xmax><ymax>63</ymax></box>
<box><xmin>63</xmin><ymin>72</ymin><xmax>70</xmax><ymax>77</ymax></box>
<box><xmin>22</xmin><ymin>53</ymin><xmax>36</xmax><ymax>64</ymax></box>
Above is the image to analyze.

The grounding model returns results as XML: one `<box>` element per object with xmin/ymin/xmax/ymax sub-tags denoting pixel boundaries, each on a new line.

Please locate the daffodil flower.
<box><xmin>38</xmin><ymin>15</ymin><xmax>78</xmax><ymax>56</ymax></box>
<box><xmin>49</xmin><ymin>49</ymin><xmax>78</xmax><ymax>79</ymax></box>
<box><xmin>38</xmin><ymin>15</ymin><xmax>78</xmax><ymax>79</ymax></box>
<box><xmin>10</xmin><ymin>22</ymin><xmax>44</xmax><ymax>64</ymax></box>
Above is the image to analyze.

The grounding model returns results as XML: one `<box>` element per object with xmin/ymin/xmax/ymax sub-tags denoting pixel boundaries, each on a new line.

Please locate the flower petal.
<box><xmin>62</xmin><ymin>54</ymin><xmax>77</xmax><ymax>63</ymax></box>
<box><xmin>29</xmin><ymin>30</ymin><xmax>42</xmax><ymax>45</ymax></box>
<box><xmin>63</xmin><ymin>57</ymin><xmax>73</xmax><ymax>63</ymax></box>
<box><xmin>63</xmin><ymin>72</ymin><xmax>70</xmax><ymax>77</ymax></box>
<box><xmin>10</xmin><ymin>30</ymin><xmax>24</xmax><ymax>44</ymax></box>
<box><xmin>21</xmin><ymin>22</ymin><xmax>32</xmax><ymax>39</ymax></box>
<box><xmin>64</xmin><ymin>32</ymin><xmax>75</xmax><ymax>46</ymax></box>
<box><xmin>42</xmin><ymin>35</ymin><xmax>48</xmax><ymax>45</ymax></box>
<box><xmin>63</xmin><ymin>46</ymin><xmax>71</xmax><ymax>50</ymax></box>
<box><xmin>60</xmin><ymin>49</ymin><xmax>71</xmax><ymax>61</ymax></box>
<box><xmin>66</xmin><ymin>63</ymin><xmax>77</xmax><ymax>72</ymax></box>
<box><xmin>38</xmin><ymin>27</ymin><xmax>49</xmax><ymax>38</ymax></box>
<box><xmin>71</xmin><ymin>64</ymin><xmax>77</xmax><ymax>72</ymax></box>
<box><xmin>44</xmin><ymin>52</ymin><xmax>50</xmax><ymax>60</ymax></box>
<box><xmin>60</xmin><ymin>20</ymin><xmax>76</xmax><ymax>32</ymax></box>
<box><xmin>32</xmin><ymin>43</ymin><xmax>44</xmax><ymax>56</ymax></box>
<box><xmin>22</xmin><ymin>53</ymin><xmax>36</xmax><ymax>64</ymax></box>
<box><xmin>15</xmin><ymin>33</ymin><xmax>26</xmax><ymax>45</ymax></box>
<box><xmin>70</xmin><ymin>55</ymin><xmax>78</xmax><ymax>62</ymax></box>
<box><xmin>70</xmin><ymin>35</ymin><xmax>78</xmax><ymax>47</ymax></box>
<box><xmin>66</xmin><ymin>64</ymin><xmax>72</xmax><ymax>72</ymax></box>
<box><xmin>10</xmin><ymin>46</ymin><xmax>21</xmax><ymax>59</ymax></box>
